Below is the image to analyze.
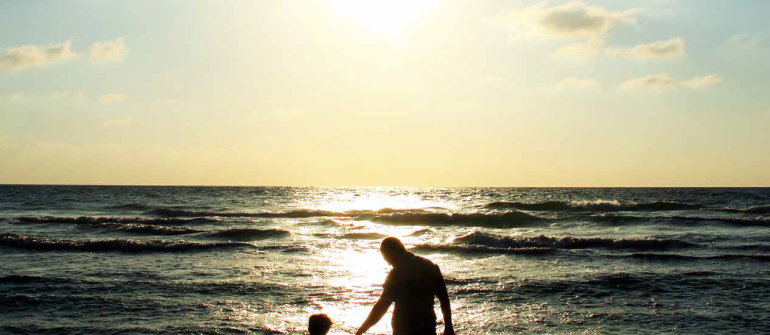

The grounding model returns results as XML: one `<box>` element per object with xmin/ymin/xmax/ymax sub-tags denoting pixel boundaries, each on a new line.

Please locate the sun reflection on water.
<box><xmin>302</xmin><ymin>188</ymin><xmax>456</xmax><ymax>213</ymax></box>
<box><xmin>310</xmin><ymin>246</ymin><xmax>394</xmax><ymax>334</ymax></box>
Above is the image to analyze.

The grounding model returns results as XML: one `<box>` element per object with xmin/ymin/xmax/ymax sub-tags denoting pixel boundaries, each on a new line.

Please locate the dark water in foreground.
<box><xmin>1</xmin><ymin>186</ymin><xmax>770</xmax><ymax>334</ymax></box>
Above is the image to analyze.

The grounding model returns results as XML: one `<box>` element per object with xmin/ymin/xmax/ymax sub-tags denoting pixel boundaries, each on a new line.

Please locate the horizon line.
<box><xmin>1</xmin><ymin>183</ymin><xmax>769</xmax><ymax>189</ymax></box>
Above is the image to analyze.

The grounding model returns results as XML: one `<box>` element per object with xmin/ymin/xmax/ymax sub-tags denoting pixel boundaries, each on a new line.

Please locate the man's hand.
<box><xmin>355</xmin><ymin>297</ymin><xmax>391</xmax><ymax>335</ymax></box>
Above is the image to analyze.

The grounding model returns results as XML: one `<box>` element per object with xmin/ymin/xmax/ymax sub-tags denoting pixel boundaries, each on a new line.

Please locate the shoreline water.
<box><xmin>2</xmin><ymin>186</ymin><xmax>769</xmax><ymax>334</ymax></box>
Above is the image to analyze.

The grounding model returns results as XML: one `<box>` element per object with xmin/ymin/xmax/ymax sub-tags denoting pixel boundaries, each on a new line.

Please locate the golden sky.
<box><xmin>1</xmin><ymin>0</ymin><xmax>769</xmax><ymax>186</ymax></box>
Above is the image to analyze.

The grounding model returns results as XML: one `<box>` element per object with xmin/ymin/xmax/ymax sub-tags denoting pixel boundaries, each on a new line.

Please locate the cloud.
<box><xmin>629</xmin><ymin>37</ymin><xmax>686</xmax><ymax>60</ymax></box>
<box><xmin>681</xmin><ymin>74</ymin><xmax>722</xmax><ymax>89</ymax></box>
<box><xmin>621</xmin><ymin>73</ymin><xmax>722</xmax><ymax>90</ymax></box>
<box><xmin>557</xmin><ymin>76</ymin><xmax>599</xmax><ymax>90</ymax></box>
<box><xmin>725</xmin><ymin>33</ymin><xmax>763</xmax><ymax>49</ymax></box>
<box><xmin>555</xmin><ymin>37</ymin><xmax>686</xmax><ymax>61</ymax></box>
<box><xmin>499</xmin><ymin>1</ymin><xmax>637</xmax><ymax>39</ymax></box>
<box><xmin>0</xmin><ymin>40</ymin><xmax>77</xmax><ymax>72</ymax></box>
<box><xmin>88</xmin><ymin>37</ymin><xmax>127</xmax><ymax>63</ymax></box>
<box><xmin>621</xmin><ymin>73</ymin><xmax>677</xmax><ymax>90</ymax></box>
<box><xmin>100</xmin><ymin>93</ymin><xmax>128</xmax><ymax>104</ymax></box>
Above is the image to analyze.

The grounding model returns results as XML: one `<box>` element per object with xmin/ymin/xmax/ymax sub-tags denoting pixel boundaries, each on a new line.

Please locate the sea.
<box><xmin>1</xmin><ymin>186</ymin><xmax>769</xmax><ymax>335</ymax></box>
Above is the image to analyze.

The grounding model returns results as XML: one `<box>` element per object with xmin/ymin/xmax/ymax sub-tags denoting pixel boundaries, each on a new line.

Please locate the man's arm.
<box><xmin>436</xmin><ymin>267</ymin><xmax>455</xmax><ymax>335</ymax></box>
<box><xmin>355</xmin><ymin>296</ymin><xmax>392</xmax><ymax>335</ymax></box>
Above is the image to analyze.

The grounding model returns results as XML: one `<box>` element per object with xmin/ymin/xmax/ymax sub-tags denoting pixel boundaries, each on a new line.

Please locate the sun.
<box><xmin>330</xmin><ymin>0</ymin><xmax>440</xmax><ymax>41</ymax></box>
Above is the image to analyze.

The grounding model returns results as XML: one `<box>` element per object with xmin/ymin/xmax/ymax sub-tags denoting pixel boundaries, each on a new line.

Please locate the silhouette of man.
<box><xmin>355</xmin><ymin>237</ymin><xmax>455</xmax><ymax>335</ymax></box>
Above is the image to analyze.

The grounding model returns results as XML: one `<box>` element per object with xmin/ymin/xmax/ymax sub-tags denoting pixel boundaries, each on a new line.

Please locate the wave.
<box><xmin>627</xmin><ymin>253</ymin><xmax>770</xmax><ymax>262</ymax></box>
<box><xmin>454</xmin><ymin>232</ymin><xmax>695</xmax><ymax>250</ymax></box>
<box><xmin>96</xmin><ymin>223</ymin><xmax>204</xmax><ymax>235</ymax></box>
<box><xmin>313</xmin><ymin>232</ymin><xmax>388</xmax><ymax>240</ymax></box>
<box><xmin>339</xmin><ymin>232</ymin><xmax>388</xmax><ymax>240</ymax></box>
<box><xmin>709</xmin><ymin>205</ymin><xmax>770</xmax><ymax>215</ymax></box>
<box><xmin>717</xmin><ymin>244</ymin><xmax>770</xmax><ymax>252</ymax></box>
<box><xmin>413</xmin><ymin>244</ymin><xmax>556</xmax><ymax>255</ymax></box>
<box><xmin>666</xmin><ymin>216</ymin><xmax>770</xmax><ymax>227</ymax></box>
<box><xmin>204</xmin><ymin>228</ymin><xmax>290</xmax><ymax>241</ymax></box>
<box><xmin>453</xmin><ymin>271</ymin><xmax>766</xmax><ymax>297</ymax></box>
<box><xmin>409</xmin><ymin>229</ymin><xmax>432</xmax><ymax>236</ymax></box>
<box><xmin>485</xmin><ymin>200</ymin><xmax>702</xmax><ymax>212</ymax></box>
<box><xmin>577</xmin><ymin>214</ymin><xmax>770</xmax><ymax>227</ymax></box>
<box><xmin>0</xmin><ymin>275</ymin><xmax>74</xmax><ymax>285</ymax></box>
<box><xmin>104</xmin><ymin>203</ymin><xmax>155</xmax><ymax>211</ymax></box>
<box><xmin>365</xmin><ymin>211</ymin><xmax>544</xmax><ymax>228</ymax></box>
<box><xmin>150</xmin><ymin>208</ymin><xmax>345</xmax><ymax>218</ymax></box>
<box><xmin>14</xmin><ymin>216</ymin><xmax>219</xmax><ymax>226</ymax></box>
<box><xmin>0</xmin><ymin>233</ymin><xmax>253</xmax><ymax>253</ymax></box>
<box><xmin>149</xmin><ymin>207</ymin><xmax>428</xmax><ymax>219</ymax></box>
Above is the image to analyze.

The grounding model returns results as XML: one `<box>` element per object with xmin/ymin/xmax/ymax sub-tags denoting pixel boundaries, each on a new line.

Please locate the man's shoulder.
<box><xmin>410</xmin><ymin>254</ymin><xmax>441</xmax><ymax>277</ymax></box>
<box><xmin>412</xmin><ymin>253</ymin><xmax>437</xmax><ymax>267</ymax></box>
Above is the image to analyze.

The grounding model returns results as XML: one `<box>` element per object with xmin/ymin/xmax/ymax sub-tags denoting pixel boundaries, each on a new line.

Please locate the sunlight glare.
<box><xmin>306</xmin><ymin>188</ymin><xmax>454</xmax><ymax>213</ymax></box>
<box><xmin>330</xmin><ymin>0</ymin><xmax>440</xmax><ymax>42</ymax></box>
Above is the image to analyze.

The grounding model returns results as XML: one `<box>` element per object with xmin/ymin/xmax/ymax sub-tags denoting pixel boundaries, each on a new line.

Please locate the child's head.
<box><xmin>308</xmin><ymin>314</ymin><xmax>332</xmax><ymax>335</ymax></box>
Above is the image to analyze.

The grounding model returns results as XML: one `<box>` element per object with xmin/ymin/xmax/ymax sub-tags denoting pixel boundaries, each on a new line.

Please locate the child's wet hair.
<box><xmin>308</xmin><ymin>314</ymin><xmax>332</xmax><ymax>335</ymax></box>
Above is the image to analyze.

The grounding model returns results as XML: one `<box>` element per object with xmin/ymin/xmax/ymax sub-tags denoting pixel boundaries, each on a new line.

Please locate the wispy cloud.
<box><xmin>556</xmin><ymin>37</ymin><xmax>687</xmax><ymax>61</ymax></box>
<box><xmin>100</xmin><ymin>93</ymin><xmax>128</xmax><ymax>105</ymax></box>
<box><xmin>621</xmin><ymin>73</ymin><xmax>722</xmax><ymax>90</ymax></box>
<box><xmin>491</xmin><ymin>2</ymin><xmax>652</xmax><ymax>62</ymax></box>
<box><xmin>0</xmin><ymin>40</ymin><xmax>77</xmax><ymax>72</ymax></box>
<box><xmin>621</xmin><ymin>73</ymin><xmax>677</xmax><ymax>90</ymax></box>
<box><xmin>725</xmin><ymin>33</ymin><xmax>763</xmax><ymax>49</ymax></box>
<box><xmin>88</xmin><ymin>37</ymin><xmax>127</xmax><ymax>63</ymax></box>
<box><xmin>681</xmin><ymin>74</ymin><xmax>722</xmax><ymax>89</ymax></box>
<box><xmin>491</xmin><ymin>1</ymin><xmax>637</xmax><ymax>40</ymax></box>
<box><xmin>628</xmin><ymin>37</ymin><xmax>686</xmax><ymax>60</ymax></box>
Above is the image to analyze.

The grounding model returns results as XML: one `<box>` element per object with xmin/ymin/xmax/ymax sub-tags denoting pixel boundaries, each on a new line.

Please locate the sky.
<box><xmin>1</xmin><ymin>0</ymin><xmax>769</xmax><ymax>187</ymax></box>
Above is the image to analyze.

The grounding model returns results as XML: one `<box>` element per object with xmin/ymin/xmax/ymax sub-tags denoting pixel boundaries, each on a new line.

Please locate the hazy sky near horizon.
<box><xmin>1</xmin><ymin>0</ymin><xmax>769</xmax><ymax>186</ymax></box>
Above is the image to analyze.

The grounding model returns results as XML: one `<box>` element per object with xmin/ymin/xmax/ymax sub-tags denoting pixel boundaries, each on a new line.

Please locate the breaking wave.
<box><xmin>485</xmin><ymin>200</ymin><xmax>702</xmax><ymax>212</ymax></box>
<box><xmin>0</xmin><ymin>233</ymin><xmax>253</xmax><ymax>253</ymax></box>
<box><xmin>576</xmin><ymin>214</ymin><xmax>770</xmax><ymax>227</ymax></box>
<box><xmin>709</xmin><ymin>205</ymin><xmax>770</xmax><ymax>215</ymax></box>
<box><xmin>104</xmin><ymin>203</ymin><xmax>155</xmax><ymax>211</ymax></box>
<box><xmin>15</xmin><ymin>216</ymin><xmax>219</xmax><ymax>226</ymax></box>
<box><xmin>95</xmin><ymin>223</ymin><xmax>204</xmax><ymax>235</ymax></box>
<box><xmin>626</xmin><ymin>253</ymin><xmax>770</xmax><ymax>262</ymax></box>
<box><xmin>339</xmin><ymin>232</ymin><xmax>388</xmax><ymax>240</ymax></box>
<box><xmin>150</xmin><ymin>208</ymin><xmax>345</xmax><ymax>218</ymax></box>
<box><xmin>149</xmin><ymin>207</ymin><xmax>429</xmax><ymax>218</ymax></box>
<box><xmin>454</xmin><ymin>232</ymin><xmax>695</xmax><ymax>250</ymax></box>
<box><xmin>365</xmin><ymin>211</ymin><xmax>544</xmax><ymax>228</ymax></box>
<box><xmin>315</xmin><ymin>232</ymin><xmax>389</xmax><ymax>240</ymax></box>
<box><xmin>413</xmin><ymin>244</ymin><xmax>556</xmax><ymax>255</ymax></box>
<box><xmin>204</xmin><ymin>228</ymin><xmax>290</xmax><ymax>241</ymax></box>
<box><xmin>667</xmin><ymin>216</ymin><xmax>770</xmax><ymax>227</ymax></box>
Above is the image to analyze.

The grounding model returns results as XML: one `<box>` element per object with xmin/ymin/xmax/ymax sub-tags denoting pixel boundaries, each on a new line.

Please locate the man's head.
<box><xmin>308</xmin><ymin>314</ymin><xmax>332</xmax><ymax>335</ymax></box>
<box><xmin>380</xmin><ymin>237</ymin><xmax>407</xmax><ymax>265</ymax></box>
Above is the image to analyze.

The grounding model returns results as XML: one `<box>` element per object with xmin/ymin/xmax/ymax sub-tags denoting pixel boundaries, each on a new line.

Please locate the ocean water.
<box><xmin>1</xmin><ymin>186</ymin><xmax>770</xmax><ymax>335</ymax></box>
